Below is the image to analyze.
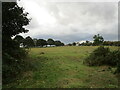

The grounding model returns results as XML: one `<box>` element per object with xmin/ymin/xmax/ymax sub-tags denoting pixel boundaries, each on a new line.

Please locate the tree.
<box><xmin>13</xmin><ymin>35</ymin><xmax>24</xmax><ymax>45</ymax></box>
<box><xmin>86</xmin><ymin>40</ymin><xmax>89</xmax><ymax>44</ymax></box>
<box><xmin>33</xmin><ymin>38</ymin><xmax>38</xmax><ymax>47</ymax></box>
<box><xmin>42</xmin><ymin>39</ymin><xmax>47</xmax><ymax>47</ymax></box>
<box><xmin>47</xmin><ymin>38</ymin><xmax>54</xmax><ymax>46</ymax></box>
<box><xmin>36</xmin><ymin>39</ymin><xmax>41</xmax><ymax>47</ymax></box>
<box><xmin>103</xmin><ymin>41</ymin><xmax>120</xmax><ymax>46</ymax></box>
<box><xmin>61</xmin><ymin>42</ymin><xmax>64</xmax><ymax>46</ymax></box>
<box><xmin>36</xmin><ymin>39</ymin><xmax>47</xmax><ymax>47</ymax></box>
<box><xmin>2</xmin><ymin>2</ymin><xmax>30</xmax><ymax>54</ymax></box>
<box><xmin>67</xmin><ymin>43</ymin><xmax>72</xmax><ymax>46</ymax></box>
<box><xmin>93</xmin><ymin>34</ymin><xmax>104</xmax><ymax>46</ymax></box>
<box><xmin>85</xmin><ymin>40</ymin><xmax>93</xmax><ymax>46</ymax></box>
<box><xmin>2</xmin><ymin>3</ymin><xmax>29</xmax><ymax>38</ymax></box>
<box><xmin>2</xmin><ymin>2</ymin><xmax>30</xmax><ymax>84</ymax></box>
<box><xmin>23</xmin><ymin>36</ymin><xmax>35</xmax><ymax>47</ymax></box>
<box><xmin>54</xmin><ymin>41</ymin><xmax>64</xmax><ymax>46</ymax></box>
<box><xmin>72</xmin><ymin>42</ymin><xmax>76</xmax><ymax>46</ymax></box>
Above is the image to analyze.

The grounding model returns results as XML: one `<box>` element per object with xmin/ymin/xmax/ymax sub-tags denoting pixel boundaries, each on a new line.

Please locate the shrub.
<box><xmin>115</xmin><ymin>62</ymin><xmax>120</xmax><ymax>73</ymax></box>
<box><xmin>114</xmin><ymin>50</ymin><xmax>120</xmax><ymax>73</ymax></box>
<box><xmin>84</xmin><ymin>46</ymin><xmax>111</xmax><ymax>66</ymax></box>
<box><xmin>84</xmin><ymin>46</ymin><xmax>120</xmax><ymax>67</ymax></box>
<box><xmin>2</xmin><ymin>48</ymin><xmax>32</xmax><ymax>84</ymax></box>
<box><xmin>106</xmin><ymin>50</ymin><xmax>120</xmax><ymax>66</ymax></box>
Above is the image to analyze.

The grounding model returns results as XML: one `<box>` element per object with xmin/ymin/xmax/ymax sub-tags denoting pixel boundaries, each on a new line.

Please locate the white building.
<box><xmin>76</xmin><ymin>41</ymin><xmax>94</xmax><ymax>46</ymax></box>
<box><xmin>46</xmin><ymin>45</ymin><xmax>56</xmax><ymax>47</ymax></box>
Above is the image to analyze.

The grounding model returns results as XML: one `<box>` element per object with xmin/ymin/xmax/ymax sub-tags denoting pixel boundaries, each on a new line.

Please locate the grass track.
<box><xmin>4</xmin><ymin>46</ymin><xmax>119</xmax><ymax>88</ymax></box>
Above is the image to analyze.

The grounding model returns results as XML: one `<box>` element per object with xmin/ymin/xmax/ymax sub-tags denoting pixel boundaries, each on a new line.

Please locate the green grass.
<box><xmin>4</xmin><ymin>46</ymin><xmax>119</xmax><ymax>88</ymax></box>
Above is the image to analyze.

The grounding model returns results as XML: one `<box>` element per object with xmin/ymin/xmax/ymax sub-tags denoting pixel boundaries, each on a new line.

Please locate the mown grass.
<box><xmin>3</xmin><ymin>46</ymin><xmax>119</xmax><ymax>88</ymax></box>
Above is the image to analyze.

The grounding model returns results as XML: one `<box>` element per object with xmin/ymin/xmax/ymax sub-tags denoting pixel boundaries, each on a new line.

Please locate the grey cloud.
<box><xmin>18</xmin><ymin>1</ymin><xmax>118</xmax><ymax>43</ymax></box>
<box><xmin>47</xmin><ymin>2</ymin><xmax>117</xmax><ymax>25</ymax></box>
<box><xmin>27</xmin><ymin>17</ymin><xmax>40</xmax><ymax>29</ymax></box>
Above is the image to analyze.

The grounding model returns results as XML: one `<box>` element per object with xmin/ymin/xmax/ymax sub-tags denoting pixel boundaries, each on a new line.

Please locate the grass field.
<box><xmin>4</xmin><ymin>46</ymin><xmax>119</xmax><ymax>88</ymax></box>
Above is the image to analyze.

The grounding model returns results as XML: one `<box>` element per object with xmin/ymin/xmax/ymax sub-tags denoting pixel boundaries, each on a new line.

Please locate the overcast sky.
<box><xmin>17</xmin><ymin>0</ymin><xmax>118</xmax><ymax>44</ymax></box>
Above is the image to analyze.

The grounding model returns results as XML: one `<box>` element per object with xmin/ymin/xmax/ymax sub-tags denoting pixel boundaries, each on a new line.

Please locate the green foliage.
<box><xmin>47</xmin><ymin>38</ymin><xmax>55</xmax><ymax>46</ymax></box>
<box><xmin>93</xmin><ymin>34</ymin><xmax>104</xmax><ymax>46</ymax></box>
<box><xmin>103</xmin><ymin>41</ymin><xmax>120</xmax><ymax>46</ymax></box>
<box><xmin>116</xmin><ymin>61</ymin><xmax>120</xmax><ymax>73</ymax></box>
<box><xmin>2</xmin><ymin>2</ymin><xmax>30</xmax><ymax>84</ymax></box>
<box><xmin>114</xmin><ymin>49</ymin><xmax>120</xmax><ymax>73</ymax></box>
<box><xmin>23</xmin><ymin>36</ymin><xmax>35</xmax><ymax>47</ymax></box>
<box><xmin>106</xmin><ymin>50</ymin><xmax>120</xmax><ymax>66</ymax></box>
<box><xmin>36</xmin><ymin>39</ymin><xmax>47</xmax><ymax>47</ymax></box>
<box><xmin>33</xmin><ymin>38</ymin><xmax>38</xmax><ymax>47</ymax></box>
<box><xmin>79</xmin><ymin>40</ymin><xmax>120</xmax><ymax>46</ymax></box>
<box><xmin>54</xmin><ymin>41</ymin><xmax>64</xmax><ymax>46</ymax></box>
<box><xmin>72</xmin><ymin>42</ymin><xmax>76</xmax><ymax>46</ymax></box>
<box><xmin>2</xmin><ymin>2</ymin><xmax>29</xmax><ymax>37</ymax></box>
<box><xmin>84</xmin><ymin>46</ymin><xmax>110</xmax><ymax>66</ymax></box>
<box><xmin>81</xmin><ymin>41</ymin><xmax>93</xmax><ymax>46</ymax></box>
<box><xmin>14</xmin><ymin>35</ymin><xmax>24</xmax><ymax>45</ymax></box>
<box><xmin>84</xmin><ymin>46</ymin><xmax>119</xmax><ymax>66</ymax></box>
<box><xmin>2</xmin><ymin>48</ymin><xmax>29</xmax><ymax>84</ymax></box>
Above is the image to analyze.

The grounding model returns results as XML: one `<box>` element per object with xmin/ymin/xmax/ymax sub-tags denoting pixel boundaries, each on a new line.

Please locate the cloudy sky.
<box><xmin>17</xmin><ymin>0</ymin><xmax>118</xmax><ymax>44</ymax></box>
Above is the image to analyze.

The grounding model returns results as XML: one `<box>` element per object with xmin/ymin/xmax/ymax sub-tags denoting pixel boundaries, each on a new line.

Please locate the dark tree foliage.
<box><xmin>85</xmin><ymin>41</ymin><xmax>92</xmax><ymax>46</ymax></box>
<box><xmin>33</xmin><ymin>38</ymin><xmax>38</xmax><ymax>47</ymax></box>
<box><xmin>2</xmin><ymin>3</ymin><xmax>29</xmax><ymax>37</ymax></box>
<box><xmin>114</xmin><ymin>49</ymin><xmax>120</xmax><ymax>73</ymax></box>
<box><xmin>47</xmin><ymin>38</ymin><xmax>54</xmax><ymax>46</ymax></box>
<box><xmin>84</xmin><ymin>46</ymin><xmax>110</xmax><ymax>66</ymax></box>
<box><xmin>23</xmin><ymin>36</ymin><xmax>35</xmax><ymax>47</ymax></box>
<box><xmin>54</xmin><ymin>41</ymin><xmax>64</xmax><ymax>46</ymax></box>
<box><xmin>42</xmin><ymin>39</ymin><xmax>48</xmax><ymax>47</ymax></box>
<box><xmin>14</xmin><ymin>35</ymin><xmax>24</xmax><ymax>45</ymax></box>
<box><xmin>93</xmin><ymin>34</ymin><xmax>104</xmax><ymax>46</ymax></box>
<box><xmin>80</xmin><ymin>41</ymin><xmax>93</xmax><ymax>46</ymax></box>
<box><xmin>2</xmin><ymin>2</ymin><xmax>30</xmax><ymax>84</ymax></box>
<box><xmin>116</xmin><ymin>61</ymin><xmax>120</xmax><ymax>73</ymax></box>
<box><xmin>61</xmin><ymin>43</ymin><xmax>64</xmax><ymax>46</ymax></box>
<box><xmin>36</xmin><ymin>39</ymin><xmax>47</xmax><ymax>47</ymax></box>
<box><xmin>79</xmin><ymin>41</ymin><xmax>120</xmax><ymax>46</ymax></box>
<box><xmin>103</xmin><ymin>41</ymin><xmax>120</xmax><ymax>46</ymax></box>
<box><xmin>72</xmin><ymin>42</ymin><xmax>76</xmax><ymax>46</ymax></box>
<box><xmin>67</xmin><ymin>43</ymin><xmax>72</xmax><ymax>46</ymax></box>
<box><xmin>84</xmin><ymin>46</ymin><xmax>120</xmax><ymax>73</ymax></box>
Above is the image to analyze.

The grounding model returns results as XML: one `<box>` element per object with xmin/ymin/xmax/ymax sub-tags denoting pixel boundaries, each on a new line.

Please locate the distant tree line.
<box><xmin>67</xmin><ymin>34</ymin><xmax>120</xmax><ymax>46</ymax></box>
<box><xmin>14</xmin><ymin>35</ymin><xmax>64</xmax><ymax>48</ymax></box>
<box><xmin>79</xmin><ymin>41</ymin><xmax>120</xmax><ymax>46</ymax></box>
<box><xmin>102</xmin><ymin>41</ymin><xmax>120</xmax><ymax>46</ymax></box>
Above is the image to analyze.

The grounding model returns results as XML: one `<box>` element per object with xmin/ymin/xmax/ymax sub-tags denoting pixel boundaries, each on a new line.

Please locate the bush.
<box><xmin>106</xmin><ymin>50</ymin><xmax>120</xmax><ymax>66</ymax></box>
<box><xmin>114</xmin><ymin>50</ymin><xmax>120</xmax><ymax>73</ymax></box>
<box><xmin>2</xmin><ymin>48</ymin><xmax>32</xmax><ymax>84</ymax></box>
<box><xmin>84</xmin><ymin>46</ymin><xmax>110</xmax><ymax>66</ymax></box>
<box><xmin>115</xmin><ymin>62</ymin><xmax>120</xmax><ymax>73</ymax></box>
<box><xmin>84</xmin><ymin>46</ymin><xmax>119</xmax><ymax>67</ymax></box>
